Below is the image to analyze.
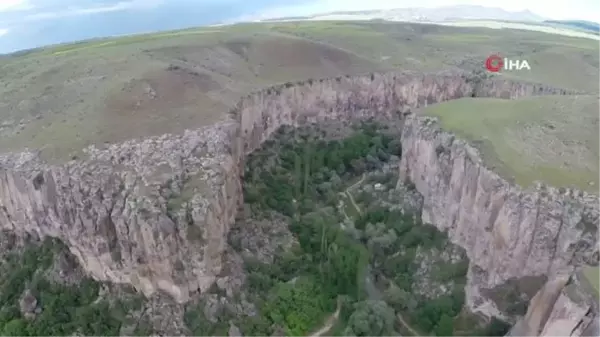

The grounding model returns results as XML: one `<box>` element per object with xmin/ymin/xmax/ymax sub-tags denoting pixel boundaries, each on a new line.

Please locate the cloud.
<box><xmin>0</xmin><ymin>27</ymin><xmax>8</xmax><ymax>36</ymax></box>
<box><xmin>241</xmin><ymin>0</ymin><xmax>600</xmax><ymax>23</ymax></box>
<box><xmin>0</xmin><ymin>0</ymin><xmax>33</xmax><ymax>12</ymax></box>
<box><xmin>17</xmin><ymin>0</ymin><xmax>164</xmax><ymax>21</ymax></box>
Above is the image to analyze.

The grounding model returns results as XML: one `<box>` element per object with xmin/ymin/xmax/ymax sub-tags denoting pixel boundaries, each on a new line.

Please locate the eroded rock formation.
<box><xmin>398</xmin><ymin>114</ymin><xmax>599</xmax><ymax>324</ymax></box>
<box><xmin>508</xmin><ymin>272</ymin><xmax>599</xmax><ymax>336</ymax></box>
<box><xmin>0</xmin><ymin>71</ymin><xmax>597</xmax><ymax>335</ymax></box>
<box><xmin>397</xmin><ymin>110</ymin><xmax>599</xmax><ymax>335</ymax></box>
<box><xmin>0</xmin><ymin>124</ymin><xmax>241</xmax><ymax>303</ymax></box>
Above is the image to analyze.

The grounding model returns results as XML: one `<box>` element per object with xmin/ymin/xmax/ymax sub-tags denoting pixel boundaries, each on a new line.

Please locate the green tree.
<box><xmin>344</xmin><ymin>300</ymin><xmax>395</xmax><ymax>336</ymax></box>
<box><xmin>483</xmin><ymin>317</ymin><xmax>511</xmax><ymax>336</ymax></box>
<box><xmin>294</xmin><ymin>152</ymin><xmax>302</xmax><ymax>198</ymax></box>
<box><xmin>303</xmin><ymin>144</ymin><xmax>312</xmax><ymax>195</ymax></box>
<box><xmin>1</xmin><ymin>319</ymin><xmax>27</xmax><ymax>336</ymax></box>
<box><xmin>434</xmin><ymin>314</ymin><xmax>454</xmax><ymax>336</ymax></box>
<box><xmin>385</xmin><ymin>284</ymin><xmax>411</xmax><ymax>310</ymax></box>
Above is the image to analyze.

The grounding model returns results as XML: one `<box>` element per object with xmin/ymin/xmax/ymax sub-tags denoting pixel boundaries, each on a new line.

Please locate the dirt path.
<box><xmin>397</xmin><ymin>313</ymin><xmax>423</xmax><ymax>336</ymax></box>
<box><xmin>339</xmin><ymin>202</ymin><xmax>351</xmax><ymax>222</ymax></box>
<box><xmin>309</xmin><ymin>301</ymin><xmax>341</xmax><ymax>337</ymax></box>
<box><xmin>325</xmin><ymin>174</ymin><xmax>423</xmax><ymax>337</ymax></box>
<box><xmin>347</xmin><ymin>173</ymin><xmax>366</xmax><ymax>191</ymax></box>
<box><xmin>344</xmin><ymin>174</ymin><xmax>365</xmax><ymax>216</ymax></box>
<box><xmin>337</xmin><ymin>173</ymin><xmax>365</xmax><ymax>222</ymax></box>
<box><xmin>346</xmin><ymin>190</ymin><xmax>362</xmax><ymax>216</ymax></box>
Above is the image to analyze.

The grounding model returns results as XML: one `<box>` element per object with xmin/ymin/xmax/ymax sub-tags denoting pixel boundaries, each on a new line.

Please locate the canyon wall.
<box><xmin>0</xmin><ymin>123</ymin><xmax>241</xmax><ymax>303</ymax></box>
<box><xmin>508</xmin><ymin>271</ymin><xmax>599</xmax><ymax>336</ymax></box>
<box><xmin>398</xmin><ymin>113</ymin><xmax>598</xmax><ymax>334</ymax></box>
<box><xmin>0</xmin><ymin>71</ymin><xmax>596</xmax><ymax>336</ymax></box>
<box><xmin>235</xmin><ymin>71</ymin><xmax>598</xmax><ymax>333</ymax></box>
<box><xmin>236</xmin><ymin>71</ymin><xmax>572</xmax><ymax>156</ymax></box>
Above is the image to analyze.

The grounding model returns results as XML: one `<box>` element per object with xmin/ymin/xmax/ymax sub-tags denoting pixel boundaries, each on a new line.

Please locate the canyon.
<box><xmin>0</xmin><ymin>71</ymin><xmax>597</xmax><ymax>335</ymax></box>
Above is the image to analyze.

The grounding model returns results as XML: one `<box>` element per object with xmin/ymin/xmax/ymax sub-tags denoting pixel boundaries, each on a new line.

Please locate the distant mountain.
<box><xmin>262</xmin><ymin>5</ymin><xmax>547</xmax><ymax>23</ymax></box>
<box><xmin>544</xmin><ymin>20</ymin><xmax>600</xmax><ymax>34</ymax></box>
<box><xmin>0</xmin><ymin>2</ymin><xmax>550</xmax><ymax>54</ymax></box>
<box><xmin>425</xmin><ymin>5</ymin><xmax>545</xmax><ymax>21</ymax></box>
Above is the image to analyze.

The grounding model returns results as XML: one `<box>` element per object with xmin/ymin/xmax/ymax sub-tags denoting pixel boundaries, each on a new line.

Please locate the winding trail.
<box><xmin>337</xmin><ymin>174</ymin><xmax>365</xmax><ymax>222</ymax></box>
<box><xmin>344</xmin><ymin>174</ymin><xmax>365</xmax><ymax>216</ymax></box>
<box><xmin>364</xmin><ymin>246</ymin><xmax>423</xmax><ymax>337</ymax></box>
<box><xmin>397</xmin><ymin>313</ymin><xmax>423</xmax><ymax>336</ymax></box>
<box><xmin>309</xmin><ymin>300</ymin><xmax>341</xmax><ymax>337</ymax></box>
<box><xmin>347</xmin><ymin>173</ymin><xmax>366</xmax><ymax>191</ymax></box>
<box><xmin>321</xmin><ymin>173</ymin><xmax>423</xmax><ymax>337</ymax></box>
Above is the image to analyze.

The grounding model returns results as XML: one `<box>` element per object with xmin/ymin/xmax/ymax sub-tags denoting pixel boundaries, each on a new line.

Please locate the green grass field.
<box><xmin>0</xmin><ymin>21</ymin><xmax>598</xmax><ymax>164</ymax></box>
<box><xmin>582</xmin><ymin>267</ymin><xmax>600</xmax><ymax>296</ymax></box>
<box><xmin>421</xmin><ymin>95</ymin><xmax>599</xmax><ymax>192</ymax></box>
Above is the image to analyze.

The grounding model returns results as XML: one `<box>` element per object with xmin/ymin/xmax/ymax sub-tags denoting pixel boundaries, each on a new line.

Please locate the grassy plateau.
<box><xmin>0</xmin><ymin>19</ymin><xmax>598</xmax><ymax>293</ymax></box>
<box><xmin>0</xmin><ymin>20</ymin><xmax>597</xmax><ymax>166</ymax></box>
<box><xmin>421</xmin><ymin>95</ymin><xmax>599</xmax><ymax>192</ymax></box>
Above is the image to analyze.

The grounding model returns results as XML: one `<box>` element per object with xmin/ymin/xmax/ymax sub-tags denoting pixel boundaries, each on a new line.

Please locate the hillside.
<box><xmin>544</xmin><ymin>20</ymin><xmax>600</xmax><ymax>34</ymax></box>
<box><xmin>0</xmin><ymin>20</ymin><xmax>598</xmax><ymax>165</ymax></box>
<box><xmin>262</xmin><ymin>5</ymin><xmax>545</xmax><ymax>22</ymax></box>
<box><xmin>0</xmin><ymin>20</ymin><xmax>598</xmax><ymax>337</ymax></box>
<box><xmin>421</xmin><ymin>95</ymin><xmax>599</xmax><ymax>191</ymax></box>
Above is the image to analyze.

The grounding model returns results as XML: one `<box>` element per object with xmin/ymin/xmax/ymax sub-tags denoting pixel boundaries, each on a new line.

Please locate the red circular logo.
<box><xmin>485</xmin><ymin>55</ymin><xmax>503</xmax><ymax>72</ymax></box>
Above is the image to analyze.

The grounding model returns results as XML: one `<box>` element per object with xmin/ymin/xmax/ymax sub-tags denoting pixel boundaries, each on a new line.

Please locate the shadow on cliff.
<box><xmin>0</xmin><ymin>70</ymin><xmax>595</xmax><ymax>332</ymax></box>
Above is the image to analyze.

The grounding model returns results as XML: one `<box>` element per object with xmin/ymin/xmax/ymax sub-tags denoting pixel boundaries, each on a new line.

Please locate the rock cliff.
<box><xmin>396</xmin><ymin>102</ymin><xmax>598</xmax><ymax>335</ymax></box>
<box><xmin>0</xmin><ymin>123</ymin><xmax>241</xmax><ymax>303</ymax></box>
<box><xmin>398</xmin><ymin>113</ymin><xmax>598</xmax><ymax>314</ymax></box>
<box><xmin>508</xmin><ymin>272</ymin><xmax>599</xmax><ymax>336</ymax></box>
<box><xmin>0</xmin><ymin>71</ymin><xmax>596</xmax><ymax>336</ymax></box>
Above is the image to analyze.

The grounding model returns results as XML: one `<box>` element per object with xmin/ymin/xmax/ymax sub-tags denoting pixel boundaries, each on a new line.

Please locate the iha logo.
<box><xmin>485</xmin><ymin>55</ymin><xmax>531</xmax><ymax>72</ymax></box>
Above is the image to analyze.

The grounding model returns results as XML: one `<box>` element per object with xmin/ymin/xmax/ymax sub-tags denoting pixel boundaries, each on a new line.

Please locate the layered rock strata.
<box><xmin>508</xmin><ymin>272</ymin><xmax>599</xmax><ymax>336</ymax></box>
<box><xmin>398</xmin><ymin>113</ymin><xmax>598</xmax><ymax>313</ymax></box>
<box><xmin>0</xmin><ymin>123</ymin><xmax>241</xmax><ymax>303</ymax></box>
<box><xmin>0</xmin><ymin>71</ymin><xmax>596</xmax><ymax>331</ymax></box>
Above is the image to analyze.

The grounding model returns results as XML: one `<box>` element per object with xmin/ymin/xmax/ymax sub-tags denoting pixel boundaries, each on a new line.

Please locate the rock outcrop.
<box><xmin>508</xmin><ymin>272</ymin><xmax>599</xmax><ymax>336</ymax></box>
<box><xmin>397</xmin><ymin>114</ymin><xmax>598</xmax><ymax>314</ymax></box>
<box><xmin>236</xmin><ymin>71</ymin><xmax>573</xmax><ymax>155</ymax></box>
<box><xmin>0</xmin><ymin>70</ymin><xmax>596</xmax><ymax>336</ymax></box>
<box><xmin>0</xmin><ymin>123</ymin><xmax>241</xmax><ymax>303</ymax></box>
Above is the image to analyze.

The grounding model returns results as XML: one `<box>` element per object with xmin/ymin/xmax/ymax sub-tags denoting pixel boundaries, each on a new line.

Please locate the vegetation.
<box><xmin>234</xmin><ymin>122</ymin><xmax>393</xmax><ymax>335</ymax></box>
<box><xmin>0</xmin><ymin>20</ymin><xmax>597</xmax><ymax>162</ymax></box>
<box><xmin>343</xmin><ymin>300</ymin><xmax>396</xmax><ymax>336</ymax></box>
<box><xmin>205</xmin><ymin>122</ymin><xmax>511</xmax><ymax>336</ymax></box>
<box><xmin>1</xmin><ymin>16</ymin><xmax>596</xmax><ymax>337</ymax></box>
<box><xmin>422</xmin><ymin>95</ymin><xmax>599</xmax><ymax>192</ymax></box>
<box><xmin>243</xmin><ymin>122</ymin><xmax>398</xmax><ymax>218</ymax></box>
<box><xmin>543</xmin><ymin>20</ymin><xmax>600</xmax><ymax>34</ymax></box>
<box><xmin>184</xmin><ymin>301</ymin><xmax>231</xmax><ymax>336</ymax></box>
<box><xmin>582</xmin><ymin>267</ymin><xmax>600</xmax><ymax>295</ymax></box>
<box><xmin>0</xmin><ymin>238</ymin><xmax>143</xmax><ymax>336</ymax></box>
<box><xmin>358</xmin><ymin>207</ymin><xmax>468</xmax><ymax>335</ymax></box>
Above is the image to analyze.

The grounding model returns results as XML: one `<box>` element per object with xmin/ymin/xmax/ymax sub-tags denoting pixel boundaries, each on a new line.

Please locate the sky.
<box><xmin>253</xmin><ymin>0</ymin><xmax>600</xmax><ymax>22</ymax></box>
<box><xmin>0</xmin><ymin>0</ymin><xmax>598</xmax><ymax>53</ymax></box>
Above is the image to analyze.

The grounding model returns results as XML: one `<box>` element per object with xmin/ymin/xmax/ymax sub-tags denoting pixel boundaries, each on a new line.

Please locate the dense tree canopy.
<box><xmin>0</xmin><ymin>239</ymin><xmax>142</xmax><ymax>336</ymax></box>
<box><xmin>344</xmin><ymin>300</ymin><xmax>396</xmax><ymax>336</ymax></box>
<box><xmin>213</xmin><ymin>122</ymin><xmax>510</xmax><ymax>336</ymax></box>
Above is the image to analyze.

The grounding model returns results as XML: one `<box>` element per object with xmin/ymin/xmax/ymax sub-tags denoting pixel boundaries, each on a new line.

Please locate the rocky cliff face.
<box><xmin>0</xmin><ymin>123</ymin><xmax>241</xmax><ymax>303</ymax></box>
<box><xmin>508</xmin><ymin>272</ymin><xmax>599</xmax><ymax>336</ymax></box>
<box><xmin>0</xmin><ymin>70</ymin><xmax>595</xmax><ymax>333</ymax></box>
<box><xmin>398</xmin><ymin>114</ymin><xmax>598</xmax><ymax>315</ymax></box>
<box><xmin>236</xmin><ymin>71</ymin><xmax>572</xmax><ymax>156</ymax></box>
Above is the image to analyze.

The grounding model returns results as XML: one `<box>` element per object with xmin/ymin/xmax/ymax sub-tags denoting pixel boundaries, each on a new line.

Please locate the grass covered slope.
<box><xmin>544</xmin><ymin>20</ymin><xmax>600</xmax><ymax>34</ymax></box>
<box><xmin>421</xmin><ymin>95</ymin><xmax>599</xmax><ymax>192</ymax></box>
<box><xmin>0</xmin><ymin>27</ymin><xmax>383</xmax><ymax>163</ymax></box>
<box><xmin>0</xmin><ymin>21</ymin><xmax>598</xmax><ymax>163</ymax></box>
